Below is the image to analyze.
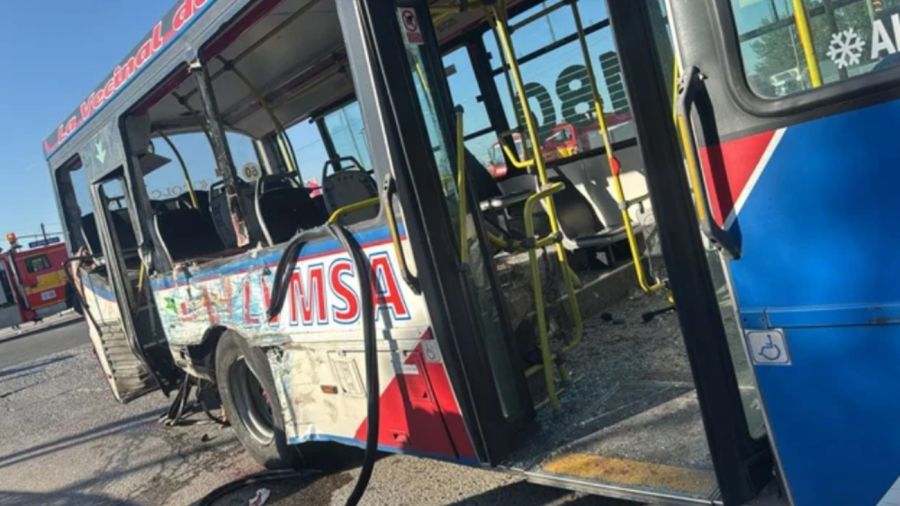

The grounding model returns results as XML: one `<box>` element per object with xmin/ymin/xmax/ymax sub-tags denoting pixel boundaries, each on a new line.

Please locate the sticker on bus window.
<box><xmin>397</xmin><ymin>8</ymin><xmax>423</xmax><ymax>45</ymax></box>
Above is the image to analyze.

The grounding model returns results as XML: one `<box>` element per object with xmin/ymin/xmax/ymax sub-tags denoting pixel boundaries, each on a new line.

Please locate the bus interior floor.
<box><xmin>504</xmin><ymin>288</ymin><xmax>720</xmax><ymax>500</ymax></box>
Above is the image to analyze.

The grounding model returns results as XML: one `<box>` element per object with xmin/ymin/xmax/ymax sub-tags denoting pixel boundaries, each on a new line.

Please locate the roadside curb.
<box><xmin>0</xmin><ymin>312</ymin><xmax>83</xmax><ymax>344</ymax></box>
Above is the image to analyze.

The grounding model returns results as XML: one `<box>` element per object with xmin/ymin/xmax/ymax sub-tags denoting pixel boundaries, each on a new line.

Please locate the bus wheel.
<box><xmin>215</xmin><ymin>331</ymin><xmax>301</xmax><ymax>469</ymax></box>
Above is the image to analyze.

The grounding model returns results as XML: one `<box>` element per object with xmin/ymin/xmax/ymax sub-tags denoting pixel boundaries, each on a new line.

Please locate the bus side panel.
<box><xmin>702</xmin><ymin>99</ymin><xmax>900</xmax><ymax>504</ymax></box>
<box><xmin>150</xmin><ymin>228</ymin><xmax>478</xmax><ymax>463</ymax></box>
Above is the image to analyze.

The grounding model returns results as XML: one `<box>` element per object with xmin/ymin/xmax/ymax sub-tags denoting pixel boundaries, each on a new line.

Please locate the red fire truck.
<box><xmin>486</xmin><ymin>112</ymin><xmax>632</xmax><ymax>178</ymax></box>
<box><xmin>0</xmin><ymin>234</ymin><xmax>71</xmax><ymax>328</ymax></box>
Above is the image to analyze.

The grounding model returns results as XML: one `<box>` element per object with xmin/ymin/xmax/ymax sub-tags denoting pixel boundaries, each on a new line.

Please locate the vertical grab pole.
<box><xmin>158</xmin><ymin>131</ymin><xmax>199</xmax><ymax>209</ymax></box>
<box><xmin>487</xmin><ymin>1</ymin><xmax>582</xmax><ymax>409</ymax></box>
<box><xmin>569</xmin><ymin>0</ymin><xmax>665</xmax><ymax>296</ymax></box>
<box><xmin>792</xmin><ymin>0</ymin><xmax>823</xmax><ymax>88</ymax></box>
<box><xmin>455</xmin><ymin>107</ymin><xmax>469</xmax><ymax>264</ymax></box>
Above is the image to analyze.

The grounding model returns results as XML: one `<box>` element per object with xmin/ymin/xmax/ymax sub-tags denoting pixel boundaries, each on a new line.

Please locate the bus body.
<box><xmin>44</xmin><ymin>0</ymin><xmax>900</xmax><ymax>504</ymax></box>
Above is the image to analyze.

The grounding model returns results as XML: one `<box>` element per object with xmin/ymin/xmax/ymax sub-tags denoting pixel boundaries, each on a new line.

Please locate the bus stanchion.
<box><xmin>569</xmin><ymin>0</ymin><xmax>670</xmax><ymax>301</ymax></box>
<box><xmin>486</xmin><ymin>0</ymin><xmax>583</xmax><ymax>410</ymax></box>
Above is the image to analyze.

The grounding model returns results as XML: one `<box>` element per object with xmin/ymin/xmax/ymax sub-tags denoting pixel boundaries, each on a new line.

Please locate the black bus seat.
<box><xmin>463</xmin><ymin>152</ymin><xmax>542</xmax><ymax>240</ymax></box>
<box><xmin>470</xmin><ymin>149</ymin><xmax>637</xmax><ymax>250</ymax></box>
<box><xmin>154</xmin><ymin>208</ymin><xmax>227</xmax><ymax>264</ymax></box>
<box><xmin>254</xmin><ymin>174</ymin><xmax>327</xmax><ymax>246</ymax></box>
<box><xmin>209</xmin><ymin>180</ymin><xmax>263</xmax><ymax>248</ymax></box>
<box><xmin>80</xmin><ymin>210</ymin><xmax>142</xmax><ymax>263</ymax></box>
<box><xmin>321</xmin><ymin>158</ymin><xmax>378</xmax><ymax>225</ymax></box>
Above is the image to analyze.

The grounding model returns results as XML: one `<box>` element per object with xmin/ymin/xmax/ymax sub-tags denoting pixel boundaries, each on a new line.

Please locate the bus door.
<box><xmin>340</xmin><ymin>0</ymin><xmax>536</xmax><ymax>464</ymax></box>
<box><xmin>65</xmin><ymin>129</ymin><xmax>179</xmax><ymax>402</ymax></box>
<box><xmin>88</xmin><ymin>171</ymin><xmax>175</xmax><ymax>401</ymax></box>
<box><xmin>670</xmin><ymin>0</ymin><xmax>900</xmax><ymax>503</ymax></box>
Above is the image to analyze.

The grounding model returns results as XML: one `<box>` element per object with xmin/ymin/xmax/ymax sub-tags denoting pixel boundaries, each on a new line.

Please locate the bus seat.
<box><xmin>209</xmin><ymin>180</ymin><xmax>263</xmax><ymax>249</ymax></box>
<box><xmin>321</xmin><ymin>169</ymin><xmax>378</xmax><ymax>225</ymax></box>
<box><xmin>110</xmin><ymin>209</ymin><xmax>139</xmax><ymax>253</ymax></box>
<box><xmin>255</xmin><ymin>174</ymin><xmax>327</xmax><ymax>246</ymax></box>
<box><xmin>551</xmin><ymin>175</ymin><xmax>605</xmax><ymax>239</ymax></box>
<box><xmin>81</xmin><ymin>210</ymin><xmax>140</xmax><ymax>260</ymax></box>
<box><xmin>154</xmin><ymin>208</ymin><xmax>226</xmax><ymax>264</ymax></box>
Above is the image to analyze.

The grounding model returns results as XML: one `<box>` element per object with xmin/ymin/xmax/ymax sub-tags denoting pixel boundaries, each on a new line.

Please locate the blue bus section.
<box><xmin>730</xmin><ymin>99</ymin><xmax>900</xmax><ymax>505</ymax></box>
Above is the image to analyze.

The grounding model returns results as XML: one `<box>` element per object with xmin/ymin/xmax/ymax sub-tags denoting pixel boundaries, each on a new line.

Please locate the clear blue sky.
<box><xmin>0</xmin><ymin>1</ymin><xmax>173</xmax><ymax>242</ymax></box>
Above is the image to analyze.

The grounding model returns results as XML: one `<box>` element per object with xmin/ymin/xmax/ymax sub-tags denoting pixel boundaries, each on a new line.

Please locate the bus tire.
<box><xmin>215</xmin><ymin>331</ymin><xmax>301</xmax><ymax>469</ymax></box>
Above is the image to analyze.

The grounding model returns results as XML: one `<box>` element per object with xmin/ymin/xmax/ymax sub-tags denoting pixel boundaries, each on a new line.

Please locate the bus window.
<box><xmin>227</xmin><ymin>132</ymin><xmax>263</xmax><ymax>183</ymax></box>
<box><xmin>53</xmin><ymin>156</ymin><xmax>97</xmax><ymax>256</ymax></box>
<box><xmin>730</xmin><ymin>0</ymin><xmax>900</xmax><ymax>97</ymax></box>
<box><xmin>285</xmin><ymin>119</ymin><xmax>329</xmax><ymax>190</ymax></box>
<box><xmin>443</xmin><ymin>47</ymin><xmax>502</xmax><ymax>172</ymax></box>
<box><xmin>323</xmin><ymin>102</ymin><xmax>372</xmax><ymax>170</ymax></box>
<box><xmin>483</xmin><ymin>0</ymin><xmax>636</xmax><ymax>163</ymax></box>
<box><xmin>145</xmin><ymin>131</ymin><xmax>218</xmax><ymax>203</ymax></box>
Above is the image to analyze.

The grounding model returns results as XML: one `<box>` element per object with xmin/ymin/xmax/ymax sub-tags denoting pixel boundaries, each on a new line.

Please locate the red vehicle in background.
<box><xmin>0</xmin><ymin>234</ymin><xmax>71</xmax><ymax>327</ymax></box>
<box><xmin>486</xmin><ymin>111</ymin><xmax>632</xmax><ymax>178</ymax></box>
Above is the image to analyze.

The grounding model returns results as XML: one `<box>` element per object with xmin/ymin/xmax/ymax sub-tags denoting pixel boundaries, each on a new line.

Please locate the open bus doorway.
<box><xmin>374</xmin><ymin>0</ymin><xmax>776</xmax><ymax>502</ymax></box>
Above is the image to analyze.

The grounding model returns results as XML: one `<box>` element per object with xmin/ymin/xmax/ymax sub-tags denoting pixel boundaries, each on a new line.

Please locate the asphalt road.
<box><xmin>0</xmin><ymin>321</ymin><xmax>635</xmax><ymax>505</ymax></box>
<box><xmin>0</xmin><ymin>318</ymin><xmax>88</xmax><ymax>370</ymax></box>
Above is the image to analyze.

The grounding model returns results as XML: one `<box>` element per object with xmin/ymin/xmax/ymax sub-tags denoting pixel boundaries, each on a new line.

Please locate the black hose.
<box><xmin>196</xmin><ymin>469</ymin><xmax>315</xmax><ymax>506</ymax></box>
<box><xmin>266</xmin><ymin>227</ymin><xmax>331</xmax><ymax>320</ymax></box>
<box><xmin>264</xmin><ymin>222</ymin><xmax>378</xmax><ymax>506</ymax></box>
<box><xmin>327</xmin><ymin>222</ymin><xmax>377</xmax><ymax>506</ymax></box>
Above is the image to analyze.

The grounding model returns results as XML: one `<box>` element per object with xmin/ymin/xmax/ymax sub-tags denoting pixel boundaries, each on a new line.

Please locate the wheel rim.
<box><xmin>229</xmin><ymin>357</ymin><xmax>275</xmax><ymax>445</ymax></box>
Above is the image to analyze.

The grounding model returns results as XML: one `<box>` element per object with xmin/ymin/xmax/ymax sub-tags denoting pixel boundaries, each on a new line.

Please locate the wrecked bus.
<box><xmin>45</xmin><ymin>0</ymin><xmax>900</xmax><ymax>504</ymax></box>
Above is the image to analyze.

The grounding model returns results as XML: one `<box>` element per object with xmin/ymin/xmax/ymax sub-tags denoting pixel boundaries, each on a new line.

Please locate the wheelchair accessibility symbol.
<box><xmin>746</xmin><ymin>329</ymin><xmax>791</xmax><ymax>365</ymax></box>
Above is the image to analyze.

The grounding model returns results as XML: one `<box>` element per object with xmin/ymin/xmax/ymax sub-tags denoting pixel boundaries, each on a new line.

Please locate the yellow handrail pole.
<box><xmin>158</xmin><ymin>131</ymin><xmax>199</xmax><ymax>209</ymax></box>
<box><xmin>455</xmin><ymin>109</ymin><xmax>469</xmax><ymax>264</ymax></box>
<box><xmin>792</xmin><ymin>0</ymin><xmax>823</xmax><ymax>88</ymax></box>
<box><xmin>498</xmin><ymin>134</ymin><xmax>534</xmax><ymax>169</ymax></box>
<box><xmin>326</xmin><ymin>197</ymin><xmax>380</xmax><ymax>226</ymax></box>
<box><xmin>488</xmin><ymin>0</ymin><xmax>582</xmax><ymax>361</ymax></box>
<box><xmin>524</xmin><ymin>182</ymin><xmax>566</xmax><ymax>411</ymax></box>
<box><xmin>137</xmin><ymin>263</ymin><xmax>146</xmax><ymax>293</ymax></box>
<box><xmin>570</xmin><ymin>1</ymin><xmax>664</xmax><ymax>295</ymax></box>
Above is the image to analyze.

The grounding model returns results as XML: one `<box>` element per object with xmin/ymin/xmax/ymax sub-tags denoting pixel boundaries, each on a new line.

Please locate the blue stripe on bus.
<box><xmin>149</xmin><ymin>225</ymin><xmax>397</xmax><ymax>291</ymax></box>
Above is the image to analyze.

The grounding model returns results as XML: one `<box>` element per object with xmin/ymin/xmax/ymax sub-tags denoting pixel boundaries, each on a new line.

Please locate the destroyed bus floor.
<box><xmin>503</xmin><ymin>282</ymin><xmax>720</xmax><ymax>502</ymax></box>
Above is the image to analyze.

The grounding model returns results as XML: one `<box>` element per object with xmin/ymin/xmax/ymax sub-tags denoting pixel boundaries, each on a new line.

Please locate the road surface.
<box><xmin>0</xmin><ymin>316</ymin><xmax>87</xmax><ymax>370</ymax></box>
<box><xmin>0</xmin><ymin>320</ymin><xmax>636</xmax><ymax>505</ymax></box>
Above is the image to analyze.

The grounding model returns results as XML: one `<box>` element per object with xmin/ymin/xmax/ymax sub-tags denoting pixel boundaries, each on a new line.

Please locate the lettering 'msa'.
<box><xmin>241</xmin><ymin>252</ymin><xmax>411</xmax><ymax>328</ymax></box>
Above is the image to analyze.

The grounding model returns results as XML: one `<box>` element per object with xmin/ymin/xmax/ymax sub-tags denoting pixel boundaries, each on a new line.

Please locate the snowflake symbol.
<box><xmin>826</xmin><ymin>28</ymin><xmax>865</xmax><ymax>69</ymax></box>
